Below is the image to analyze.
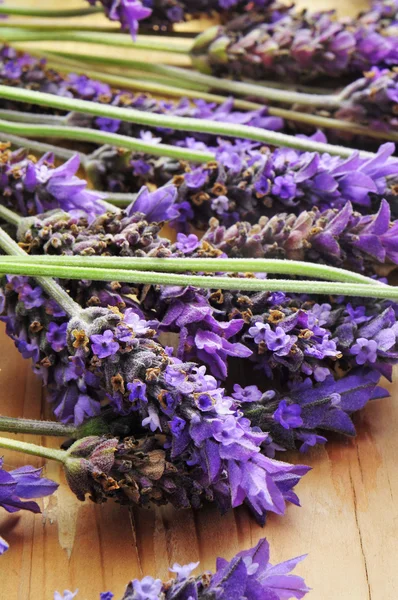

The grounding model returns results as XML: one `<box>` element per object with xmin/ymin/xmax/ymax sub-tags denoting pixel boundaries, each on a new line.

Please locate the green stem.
<box><xmin>0</xmin><ymin>131</ymin><xmax>87</xmax><ymax>162</ymax></box>
<box><xmin>0</xmin><ymin>435</ymin><xmax>66</xmax><ymax>462</ymax></box>
<box><xmin>0</xmin><ymin>6</ymin><xmax>102</xmax><ymax>17</ymax></box>
<box><xmin>157</xmin><ymin>64</ymin><xmax>341</xmax><ymax>108</ymax></box>
<box><xmin>0</xmin><ymin>255</ymin><xmax>377</xmax><ymax>286</ymax></box>
<box><xmin>40</xmin><ymin>51</ymin><xmax>398</xmax><ymax>143</ymax></box>
<box><xmin>0</xmin><ymin>28</ymin><xmax>192</xmax><ymax>54</ymax></box>
<box><xmin>0</xmin><ymin>227</ymin><xmax>83</xmax><ymax>319</ymax></box>
<box><xmin>49</xmin><ymin>50</ymin><xmax>339</xmax><ymax>108</ymax></box>
<box><xmin>0</xmin><ymin>416</ymin><xmax>76</xmax><ymax>437</ymax></box>
<box><xmin>0</xmin><ymin>118</ymin><xmax>213</xmax><ymax>164</ymax></box>
<box><xmin>27</xmin><ymin>48</ymin><xmax>209</xmax><ymax>94</ymax></box>
<box><xmin>0</xmin><ymin>85</ymin><xmax>376</xmax><ymax>159</ymax></box>
<box><xmin>0</xmin><ymin>109</ymin><xmax>67</xmax><ymax>125</ymax></box>
<box><xmin>0</xmin><ymin>21</ymin><xmax>118</xmax><ymax>32</ymax></box>
<box><xmin>0</xmin><ymin>204</ymin><xmax>22</xmax><ymax>226</ymax></box>
<box><xmin>0</xmin><ymin>260</ymin><xmax>394</xmax><ymax>299</ymax></box>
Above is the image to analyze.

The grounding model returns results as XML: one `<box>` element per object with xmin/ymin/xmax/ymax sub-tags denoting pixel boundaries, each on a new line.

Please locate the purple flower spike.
<box><xmin>56</xmin><ymin>536</ymin><xmax>309</xmax><ymax>598</ymax></box>
<box><xmin>0</xmin><ymin>146</ymin><xmax>104</xmax><ymax>221</ymax></box>
<box><xmin>60</xmin><ymin>539</ymin><xmax>310</xmax><ymax>600</ymax></box>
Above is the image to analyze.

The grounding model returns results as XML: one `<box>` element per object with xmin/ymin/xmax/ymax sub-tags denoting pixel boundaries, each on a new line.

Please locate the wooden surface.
<box><xmin>2</xmin><ymin>0</ymin><xmax>398</xmax><ymax>598</ymax></box>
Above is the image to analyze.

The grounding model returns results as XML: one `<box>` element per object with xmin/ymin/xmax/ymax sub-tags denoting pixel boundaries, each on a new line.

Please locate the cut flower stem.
<box><xmin>0</xmin><ymin>416</ymin><xmax>76</xmax><ymax>437</ymax></box>
<box><xmin>0</xmin><ymin>434</ymin><xmax>66</xmax><ymax>462</ymax></box>
<box><xmin>28</xmin><ymin>49</ymin><xmax>398</xmax><ymax>143</ymax></box>
<box><xmin>0</xmin><ymin>85</ymin><xmax>377</xmax><ymax>159</ymax></box>
<box><xmin>0</xmin><ymin>118</ymin><xmax>214</xmax><ymax>164</ymax></box>
<box><xmin>0</xmin><ymin>259</ymin><xmax>394</xmax><ymax>300</ymax></box>
<box><xmin>0</xmin><ymin>254</ymin><xmax>377</xmax><ymax>285</ymax></box>
<box><xmin>0</xmin><ymin>6</ymin><xmax>102</xmax><ymax>17</ymax></box>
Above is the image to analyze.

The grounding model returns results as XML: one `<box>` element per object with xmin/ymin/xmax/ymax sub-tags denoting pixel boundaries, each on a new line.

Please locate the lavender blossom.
<box><xmin>0</xmin><ymin>456</ymin><xmax>58</xmax><ymax>554</ymax></box>
<box><xmin>59</xmin><ymin>306</ymin><xmax>309</xmax><ymax>522</ymax></box>
<box><xmin>336</xmin><ymin>67</ymin><xmax>398</xmax><ymax>136</ymax></box>
<box><xmin>0</xmin><ymin>143</ymin><xmax>104</xmax><ymax>220</ymax></box>
<box><xmin>55</xmin><ymin>537</ymin><xmax>309</xmax><ymax>599</ymax></box>
<box><xmin>88</xmin><ymin>141</ymin><xmax>398</xmax><ymax>229</ymax></box>
<box><xmin>191</xmin><ymin>0</ymin><xmax>398</xmax><ymax>81</ymax></box>
<box><xmin>202</xmin><ymin>198</ymin><xmax>398</xmax><ymax>274</ymax></box>
<box><xmin>0</xmin><ymin>276</ymin><xmax>309</xmax><ymax>521</ymax></box>
<box><xmin>85</xmin><ymin>0</ymin><xmax>274</xmax><ymax>35</ymax></box>
<box><xmin>233</xmin><ymin>368</ymin><xmax>388</xmax><ymax>454</ymax></box>
<box><xmin>13</xmin><ymin>199</ymin><xmax>398</xmax><ymax>388</ymax></box>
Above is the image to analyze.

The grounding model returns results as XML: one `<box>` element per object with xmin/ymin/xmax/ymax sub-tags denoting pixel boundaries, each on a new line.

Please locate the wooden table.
<box><xmin>1</xmin><ymin>1</ymin><xmax>398</xmax><ymax>598</ymax></box>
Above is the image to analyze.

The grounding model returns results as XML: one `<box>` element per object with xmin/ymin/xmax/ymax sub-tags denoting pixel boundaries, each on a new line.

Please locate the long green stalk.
<box><xmin>0</xmin><ymin>435</ymin><xmax>66</xmax><ymax>462</ymax></box>
<box><xmin>48</xmin><ymin>50</ymin><xmax>342</xmax><ymax>109</ymax></box>
<box><xmin>0</xmin><ymin>260</ymin><xmax>394</xmax><ymax>299</ymax></box>
<box><xmin>0</xmin><ymin>28</ymin><xmax>191</xmax><ymax>54</ymax></box>
<box><xmin>0</xmin><ymin>255</ymin><xmax>377</xmax><ymax>286</ymax></box>
<box><xmin>0</xmin><ymin>85</ymin><xmax>376</xmax><ymax>158</ymax></box>
<box><xmin>0</xmin><ymin>108</ymin><xmax>66</xmax><ymax>125</ymax></box>
<box><xmin>0</xmin><ymin>6</ymin><xmax>102</xmax><ymax>17</ymax></box>
<box><xmin>0</xmin><ymin>118</ymin><xmax>214</xmax><ymax>164</ymax></box>
<box><xmin>23</xmin><ymin>48</ymin><xmax>210</xmax><ymax>94</ymax></box>
<box><xmin>45</xmin><ymin>53</ymin><xmax>396</xmax><ymax>142</ymax></box>
<box><xmin>0</xmin><ymin>416</ymin><xmax>76</xmax><ymax>437</ymax></box>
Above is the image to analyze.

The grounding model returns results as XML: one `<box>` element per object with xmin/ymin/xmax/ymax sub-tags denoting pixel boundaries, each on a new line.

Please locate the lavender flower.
<box><xmin>0</xmin><ymin>457</ymin><xmax>58</xmax><ymax>554</ymax></box>
<box><xmin>58</xmin><ymin>306</ymin><xmax>309</xmax><ymax>522</ymax></box>
<box><xmin>55</xmin><ymin>537</ymin><xmax>309</xmax><ymax>599</ymax></box>
<box><xmin>202</xmin><ymin>198</ymin><xmax>398</xmax><ymax>274</ymax></box>
<box><xmin>85</xmin><ymin>0</ymin><xmax>274</xmax><ymax>35</ymax></box>
<box><xmin>12</xmin><ymin>198</ymin><xmax>398</xmax><ymax>388</ymax></box>
<box><xmin>336</xmin><ymin>67</ymin><xmax>398</xmax><ymax>136</ymax></box>
<box><xmin>0</xmin><ymin>144</ymin><xmax>103</xmax><ymax>220</ymax></box>
<box><xmin>0</xmin><ymin>271</ymin><xmax>309</xmax><ymax>521</ymax></box>
<box><xmin>234</xmin><ymin>368</ymin><xmax>388</xmax><ymax>453</ymax></box>
<box><xmin>88</xmin><ymin>141</ymin><xmax>398</xmax><ymax>229</ymax></box>
<box><xmin>191</xmin><ymin>0</ymin><xmax>398</xmax><ymax>81</ymax></box>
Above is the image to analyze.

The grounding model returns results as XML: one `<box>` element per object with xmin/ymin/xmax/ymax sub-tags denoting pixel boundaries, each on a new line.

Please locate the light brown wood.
<box><xmin>2</xmin><ymin>0</ymin><xmax>397</xmax><ymax>599</ymax></box>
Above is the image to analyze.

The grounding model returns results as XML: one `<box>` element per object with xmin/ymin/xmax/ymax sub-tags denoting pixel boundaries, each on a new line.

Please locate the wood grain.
<box><xmin>2</xmin><ymin>0</ymin><xmax>397</xmax><ymax>598</ymax></box>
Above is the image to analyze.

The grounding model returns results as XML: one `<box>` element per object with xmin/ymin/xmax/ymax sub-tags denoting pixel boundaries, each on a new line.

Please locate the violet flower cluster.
<box><xmin>191</xmin><ymin>0</ymin><xmax>398</xmax><ymax>81</ymax></box>
<box><xmin>202</xmin><ymin>198</ymin><xmax>398</xmax><ymax>274</ymax></box>
<box><xmin>85</xmin><ymin>0</ymin><xmax>274</xmax><ymax>36</ymax></box>
<box><xmin>336</xmin><ymin>67</ymin><xmax>398</xmax><ymax>135</ymax></box>
<box><xmin>0</xmin><ymin>457</ymin><xmax>58</xmax><ymax>555</ymax></box>
<box><xmin>0</xmin><ymin>280</ymin><xmax>309</xmax><ymax>522</ymax></box>
<box><xmin>54</xmin><ymin>537</ymin><xmax>309</xmax><ymax>600</ymax></box>
<box><xmin>232</xmin><ymin>368</ymin><xmax>388</xmax><ymax>454</ymax></box>
<box><xmin>4</xmin><ymin>200</ymin><xmax>397</xmax><ymax>450</ymax></box>
<box><xmin>0</xmin><ymin>143</ymin><xmax>104</xmax><ymax>221</ymax></box>
<box><xmin>88</xmin><ymin>140</ymin><xmax>398</xmax><ymax>229</ymax></box>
